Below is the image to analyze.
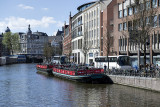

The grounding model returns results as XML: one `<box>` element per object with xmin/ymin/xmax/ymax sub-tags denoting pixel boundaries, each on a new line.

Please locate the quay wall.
<box><xmin>108</xmin><ymin>75</ymin><xmax>160</xmax><ymax>92</ymax></box>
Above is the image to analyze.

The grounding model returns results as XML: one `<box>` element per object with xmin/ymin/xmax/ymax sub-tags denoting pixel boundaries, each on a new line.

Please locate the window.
<box><xmin>94</xmin><ymin>19</ymin><xmax>96</xmax><ymax>26</ymax></box>
<box><xmin>152</xmin><ymin>0</ymin><xmax>157</xmax><ymax>8</ymax></box>
<box><xmin>146</xmin><ymin>1</ymin><xmax>150</xmax><ymax>10</ymax></box>
<box><xmin>140</xmin><ymin>3</ymin><xmax>144</xmax><ymax>11</ymax></box>
<box><xmin>78</xmin><ymin>39</ymin><xmax>82</xmax><ymax>49</ymax></box>
<box><xmin>78</xmin><ymin>26</ymin><xmax>82</xmax><ymax>36</ymax></box>
<box><xmin>123</xmin><ymin>22</ymin><xmax>127</xmax><ymax>30</ymax></box>
<box><xmin>119</xmin><ymin>11</ymin><xmax>122</xmax><ymax>18</ymax></box>
<box><xmin>128</xmin><ymin>21</ymin><xmax>132</xmax><ymax>31</ymax></box>
<box><xmin>133</xmin><ymin>20</ymin><xmax>138</xmax><ymax>30</ymax></box>
<box><xmin>133</xmin><ymin>6</ymin><xmax>138</xmax><ymax>14</ymax></box>
<box><xmin>123</xmin><ymin>1</ymin><xmax>127</xmax><ymax>17</ymax></box>
<box><xmin>118</xmin><ymin>3</ymin><xmax>122</xmax><ymax>18</ymax></box>
<box><xmin>128</xmin><ymin>7</ymin><xmax>132</xmax><ymax>16</ymax></box>
<box><xmin>145</xmin><ymin>17</ymin><xmax>150</xmax><ymax>25</ymax></box>
<box><xmin>159</xmin><ymin>14</ymin><xmax>160</xmax><ymax>27</ymax></box>
<box><xmin>118</xmin><ymin>23</ymin><xmax>122</xmax><ymax>31</ymax></box>
<box><xmin>78</xmin><ymin>16</ymin><xmax>82</xmax><ymax>25</ymax></box>
<box><xmin>153</xmin><ymin>15</ymin><xmax>157</xmax><ymax>27</ymax></box>
<box><xmin>123</xmin><ymin>9</ymin><xmax>127</xmax><ymax>17</ymax></box>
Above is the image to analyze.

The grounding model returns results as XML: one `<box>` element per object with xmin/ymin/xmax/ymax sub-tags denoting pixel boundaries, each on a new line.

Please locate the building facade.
<box><xmin>63</xmin><ymin>14</ymin><xmax>72</xmax><ymax>58</ymax></box>
<box><xmin>62</xmin><ymin>0</ymin><xmax>160</xmax><ymax>66</ymax></box>
<box><xmin>113</xmin><ymin>0</ymin><xmax>160</xmax><ymax>65</ymax></box>
<box><xmin>68</xmin><ymin>0</ymin><xmax>112</xmax><ymax>64</ymax></box>
<box><xmin>18</xmin><ymin>25</ymin><xmax>48</xmax><ymax>56</ymax></box>
<box><xmin>51</xmin><ymin>27</ymin><xmax>64</xmax><ymax>55</ymax></box>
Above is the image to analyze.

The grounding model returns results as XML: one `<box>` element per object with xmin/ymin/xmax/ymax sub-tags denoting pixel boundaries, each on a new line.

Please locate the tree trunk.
<box><xmin>144</xmin><ymin>44</ymin><xmax>146</xmax><ymax>72</ymax></box>
<box><xmin>107</xmin><ymin>55</ymin><xmax>109</xmax><ymax>69</ymax></box>
<box><xmin>11</xmin><ymin>50</ymin><xmax>13</xmax><ymax>55</ymax></box>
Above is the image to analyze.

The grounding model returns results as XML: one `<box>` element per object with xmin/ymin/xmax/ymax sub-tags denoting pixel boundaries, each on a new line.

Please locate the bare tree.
<box><xmin>103</xmin><ymin>28</ymin><xmax>114</xmax><ymax>69</ymax></box>
<box><xmin>122</xmin><ymin>0</ymin><xmax>157</xmax><ymax>70</ymax></box>
<box><xmin>43</xmin><ymin>43</ymin><xmax>54</xmax><ymax>63</ymax></box>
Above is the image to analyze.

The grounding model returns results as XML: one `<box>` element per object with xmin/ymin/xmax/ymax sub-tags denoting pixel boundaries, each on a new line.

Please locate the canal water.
<box><xmin>0</xmin><ymin>64</ymin><xmax>160</xmax><ymax>107</ymax></box>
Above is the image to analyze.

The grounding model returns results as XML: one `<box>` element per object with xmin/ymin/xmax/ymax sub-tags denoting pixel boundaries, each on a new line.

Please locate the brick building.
<box><xmin>101</xmin><ymin>0</ymin><xmax>117</xmax><ymax>56</ymax></box>
<box><xmin>63</xmin><ymin>13</ymin><xmax>72</xmax><ymax>58</ymax></box>
<box><xmin>112</xmin><ymin>0</ymin><xmax>160</xmax><ymax>65</ymax></box>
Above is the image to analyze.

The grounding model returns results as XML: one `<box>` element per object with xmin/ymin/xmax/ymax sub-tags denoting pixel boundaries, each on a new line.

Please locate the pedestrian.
<box><xmin>104</xmin><ymin>64</ymin><xmax>107</xmax><ymax>73</ymax></box>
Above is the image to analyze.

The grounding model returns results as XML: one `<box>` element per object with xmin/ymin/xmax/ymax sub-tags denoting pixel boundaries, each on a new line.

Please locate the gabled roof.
<box><xmin>56</xmin><ymin>30</ymin><xmax>64</xmax><ymax>36</ymax></box>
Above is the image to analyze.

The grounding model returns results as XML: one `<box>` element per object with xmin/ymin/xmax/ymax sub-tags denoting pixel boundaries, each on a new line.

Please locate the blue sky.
<box><xmin>0</xmin><ymin>0</ymin><xmax>95</xmax><ymax>36</ymax></box>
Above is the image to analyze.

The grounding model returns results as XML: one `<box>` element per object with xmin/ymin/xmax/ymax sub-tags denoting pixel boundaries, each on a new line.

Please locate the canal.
<box><xmin>0</xmin><ymin>64</ymin><xmax>160</xmax><ymax>107</ymax></box>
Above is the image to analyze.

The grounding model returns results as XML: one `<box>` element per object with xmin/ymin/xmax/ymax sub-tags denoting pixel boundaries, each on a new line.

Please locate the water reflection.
<box><xmin>0</xmin><ymin>64</ymin><xmax>160</xmax><ymax>107</ymax></box>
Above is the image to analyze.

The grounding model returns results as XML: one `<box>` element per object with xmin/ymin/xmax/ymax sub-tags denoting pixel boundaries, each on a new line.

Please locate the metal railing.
<box><xmin>105</xmin><ymin>68</ymin><xmax>160</xmax><ymax>78</ymax></box>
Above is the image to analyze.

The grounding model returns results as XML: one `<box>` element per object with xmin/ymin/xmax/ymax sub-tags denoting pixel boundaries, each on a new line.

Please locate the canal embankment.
<box><xmin>108</xmin><ymin>75</ymin><xmax>160</xmax><ymax>92</ymax></box>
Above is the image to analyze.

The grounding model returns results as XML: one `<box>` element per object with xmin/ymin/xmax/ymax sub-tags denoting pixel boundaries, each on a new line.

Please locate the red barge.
<box><xmin>52</xmin><ymin>65</ymin><xmax>109</xmax><ymax>83</ymax></box>
<box><xmin>36</xmin><ymin>64</ymin><xmax>53</xmax><ymax>75</ymax></box>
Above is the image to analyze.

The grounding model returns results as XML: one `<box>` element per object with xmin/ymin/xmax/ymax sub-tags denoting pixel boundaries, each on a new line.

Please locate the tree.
<box><xmin>103</xmin><ymin>29</ymin><xmax>114</xmax><ymax>69</ymax></box>
<box><xmin>43</xmin><ymin>43</ymin><xmax>54</xmax><ymax>63</ymax></box>
<box><xmin>2</xmin><ymin>32</ymin><xmax>20</xmax><ymax>55</ymax></box>
<box><xmin>122</xmin><ymin>0</ymin><xmax>157</xmax><ymax>70</ymax></box>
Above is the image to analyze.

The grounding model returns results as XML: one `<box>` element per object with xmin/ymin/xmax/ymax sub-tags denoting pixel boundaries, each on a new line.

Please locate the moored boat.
<box><xmin>36</xmin><ymin>64</ymin><xmax>53</xmax><ymax>75</ymax></box>
<box><xmin>52</xmin><ymin>66</ymin><xmax>110</xmax><ymax>83</ymax></box>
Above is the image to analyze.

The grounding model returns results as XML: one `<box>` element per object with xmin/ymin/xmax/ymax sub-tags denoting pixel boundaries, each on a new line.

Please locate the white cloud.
<box><xmin>42</xmin><ymin>8</ymin><xmax>49</xmax><ymax>11</ymax></box>
<box><xmin>18</xmin><ymin>4</ymin><xmax>34</xmax><ymax>10</ymax></box>
<box><xmin>56</xmin><ymin>21</ymin><xmax>64</xmax><ymax>27</ymax></box>
<box><xmin>0</xmin><ymin>16</ymin><xmax>63</xmax><ymax>33</ymax></box>
<box><xmin>53</xmin><ymin>31</ymin><xmax>57</xmax><ymax>36</ymax></box>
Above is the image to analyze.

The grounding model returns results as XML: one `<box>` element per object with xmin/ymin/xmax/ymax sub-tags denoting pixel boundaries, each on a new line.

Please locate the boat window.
<box><xmin>118</xmin><ymin>56</ymin><xmax>130</xmax><ymax>66</ymax></box>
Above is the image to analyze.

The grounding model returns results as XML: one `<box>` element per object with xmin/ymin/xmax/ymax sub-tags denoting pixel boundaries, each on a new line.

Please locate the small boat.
<box><xmin>52</xmin><ymin>65</ymin><xmax>109</xmax><ymax>83</ymax></box>
<box><xmin>36</xmin><ymin>64</ymin><xmax>53</xmax><ymax>75</ymax></box>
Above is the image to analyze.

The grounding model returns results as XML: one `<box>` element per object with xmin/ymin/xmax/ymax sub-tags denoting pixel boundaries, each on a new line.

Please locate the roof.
<box><xmin>56</xmin><ymin>30</ymin><xmax>64</xmax><ymax>36</ymax></box>
<box><xmin>77</xmin><ymin>1</ymin><xmax>96</xmax><ymax>11</ymax></box>
<box><xmin>32</xmin><ymin>32</ymin><xmax>48</xmax><ymax>36</ymax></box>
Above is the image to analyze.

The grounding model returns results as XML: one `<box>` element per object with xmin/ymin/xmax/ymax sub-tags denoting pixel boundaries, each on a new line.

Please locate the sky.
<box><xmin>0</xmin><ymin>0</ymin><xmax>96</xmax><ymax>36</ymax></box>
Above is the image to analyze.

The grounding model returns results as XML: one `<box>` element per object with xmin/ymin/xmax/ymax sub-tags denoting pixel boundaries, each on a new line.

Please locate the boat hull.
<box><xmin>36</xmin><ymin>67</ymin><xmax>53</xmax><ymax>76</ymax></box>
<box><xmin>52</xmin><ymin>71</ymin><xmax>109</xmax><ymax>83</ymax></box>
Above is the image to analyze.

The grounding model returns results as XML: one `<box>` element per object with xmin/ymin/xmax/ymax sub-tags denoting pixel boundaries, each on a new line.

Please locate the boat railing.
<box><xmin>52</xmin><ymin>65</ymin><xmax>104</xmax><ymax>76</ymax></box>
